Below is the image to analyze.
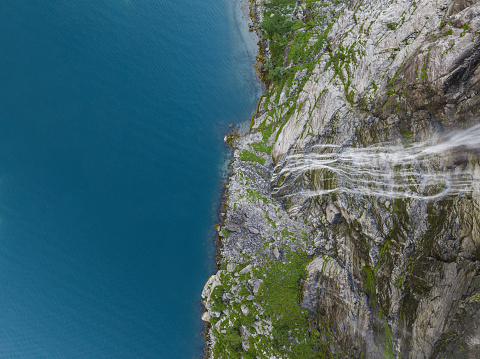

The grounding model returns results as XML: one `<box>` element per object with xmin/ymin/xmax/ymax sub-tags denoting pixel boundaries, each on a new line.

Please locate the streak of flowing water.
<box><xmin>273</xmin><ymin>125</ymin><xmax>480</xmax><ymax>200</ymax></box>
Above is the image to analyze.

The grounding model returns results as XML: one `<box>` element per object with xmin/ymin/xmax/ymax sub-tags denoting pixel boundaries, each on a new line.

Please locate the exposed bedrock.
<box><xmin>204</xmin><ymin>0</ymin><xmax>480</xmax><ymax>357</ymax></box>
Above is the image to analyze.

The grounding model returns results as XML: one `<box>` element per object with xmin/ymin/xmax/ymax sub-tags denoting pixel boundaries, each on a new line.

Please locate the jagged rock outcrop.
<box><xmin>203</xmin><ymin>0</ymin><xmax>480</xmax><ymax>358</ymax></box>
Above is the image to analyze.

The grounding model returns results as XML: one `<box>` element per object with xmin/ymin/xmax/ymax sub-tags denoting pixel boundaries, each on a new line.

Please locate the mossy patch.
<box><xmin>239</xmin><ymin>150</ymin><xmax>266</xmax><ymax>165</ymax></box>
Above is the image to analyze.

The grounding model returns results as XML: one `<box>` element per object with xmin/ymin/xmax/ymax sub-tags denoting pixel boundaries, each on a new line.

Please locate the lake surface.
<box><xmin>0</xmin><ymin>0</ymin><xmax>261</xmax><ymax>357</ymax></box>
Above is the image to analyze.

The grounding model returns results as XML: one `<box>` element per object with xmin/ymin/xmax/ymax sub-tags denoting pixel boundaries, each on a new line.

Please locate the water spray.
<box><xmin>272</xmin><ymin>125</ymin><xmax>480</xmax><ymax>200</ymax></box>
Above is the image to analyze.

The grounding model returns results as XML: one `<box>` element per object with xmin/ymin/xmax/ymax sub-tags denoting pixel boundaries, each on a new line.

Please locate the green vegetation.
<box><xmin>280</xmin><ymin>228</ymin><xmax>294</xmax><ymax>238</ymax></box>
<box><xmin>255</xmin><ymin>252</ymin><xmax>314</xmax><ymax>357</ymax></box>
<box><xmin>460</xmin><ymin>21</ymin><xmax>470</xmax><ymax>37</ymax></box>
<box><xmin>259</xmin><ymin>0</ymin><xmax>333</xmax><ymax>84</ymax></box>
<box><xmin>363</xmin><ymin>265</ymin><xmax>376</xmax><ymax>295</ymax></box>
<box><xmin>261</xmin><ymin>11</ymin><xmax>294</xmax><ymax>81</ymax></box>
<box><xmin>239</xmin><ymin>150</ymin><xmax>266</xmax><ymax>164</ymax></box>
<box><xmin>246</xmin><ymin>188</ymin><xmax>270</xmax><ymax>205</ymax></box>
<box><xmin>250</xmin><ymin>0</ymin><xmax>351</xmax><ymax>146</ymax></box>
<box><xmin>379</xmin><ymin>310</ymin><xmax>395</xmax><ymax>359</ymax></box>
<box><xmin>374</xmin><ymin>240</ymin><xmax>391</xmax><ymax>275</ymax></box>
<box><xmin>210</xmin><ymin>285</ymin><xmax>227</xmax><ymax>313</ymax></box>
<box><xmin>210</xmin><ymin>1</ymin><xmax>427</xmax><ymax>357</ymax></box>
<box><xmin>209</xmin><ymin>248</ymin><xmax>347</xmax><ymax>358</ymax></box>
<box><xmin>248</xmin><ymin>141</ymin><xmax>272</xmax><ymax>155</ymax></box>
<box><xmin>306</xmin><ymin>0</ymin><xmax>320</xmax><ymax>7</ymax></box>
<box><xmin>386</xmin><ymin>22</ymin><xmax>397</xmax><ymax>30</ymax></box>
<box><xmin>442</xmin><ymin>41</ymin><xmax>454</xmax><ymax>55</ymax></box>
<box><xmin>325</xmin><ymin>40</ymin><xmax>362</xmax><ymax>103</ymax></box>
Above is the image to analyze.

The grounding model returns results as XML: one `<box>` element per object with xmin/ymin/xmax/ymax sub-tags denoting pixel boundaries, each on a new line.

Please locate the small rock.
<box><xmin>201</xmin><ymin>311</ymin><xmax>211</xmax><ymax>322</ymax></box>
<box><xmin>247</xmin><ymin>295</ymin><xmax>255</xmax><ymax>301</ymax></box>
<box><xmin>227</xmin><ymin>263</ymin><xmax>237</xmax><ymax>272</ymax></box>
<box><xmin>248</xmin><ymin>227</ymin><xmax>260</xmax><ymax>234</ymax></box>
<box><xmin>272</xmin><ymin>247</ymin><xmax>280</xmax><ymax>259</ymax></box>
<box><xmin>240</xmin><ymin>325</ymin><xmax>250</xmax><ymax>337</ymax></box>
<box><xmin>314</xmin><ymin>240</ymin><xmax>324</xmax><ymax>248</ymax></box>
<box><xmin>253</xmin><ymin>321</ymin><xmax>264</xmax><ymax>334</ymax></box>
<box><xmin>242</xmin><ymin>341</ymin><xmax>250</xmax><ymax>351</ymax></box>
<box><xmin>326</xmin><ymin>202</ymin><xmax>341</xmax><ymax>224</ymax></box>
<box><xmin>202</xmin><ymin>272</ymin><xmax>222</xmax><ymax>299</ymax></box>
<box><xmin>252</xmin><ymin>279</ymin><xmax>263</xmax><ymax>295</ymax></box>
<box><xmin>240</xmin><ymin>264</ymin><xmax>252</xmax><ymax>275</ymax></box>
<box><xmin>241</xmin><ymin>304</ymin><xmax>250</xmax><ymax>316</ymax></box>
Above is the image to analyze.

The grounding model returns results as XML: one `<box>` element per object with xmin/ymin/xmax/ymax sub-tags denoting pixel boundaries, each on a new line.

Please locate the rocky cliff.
<box><xmin>202</xmin><ymin>0</ymin><xmax>480</xmax><ymax>358</ymax></box>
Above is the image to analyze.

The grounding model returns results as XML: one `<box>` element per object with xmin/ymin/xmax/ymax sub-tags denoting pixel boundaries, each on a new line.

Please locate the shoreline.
<box><xmin>202</xmin><ymin>0</ymin><xmax>266</xmax><ymax>356</ymax></box>
<box><xmin>202</xmin><ymin>0</ymin><xmax>480</xmax><ymax>357</ymax></box>
<box><xmin>201</xmin><ymin>4</ymin><xmax>319</xmax><ymax>357</ymax></box>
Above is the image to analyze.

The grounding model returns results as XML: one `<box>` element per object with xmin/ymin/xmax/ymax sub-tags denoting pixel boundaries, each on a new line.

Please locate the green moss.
<box><xmin>346</xmin><ymin>89</ymin><xmax>355</xmax><ymax>104</ymax></box>
<box><xmin>366</xmin><ymin>20</ymin><xmax>375</xmax><ymax>34</ymax></box>
<box><xmin>275</xmin><ymin>100</ymin><xmax>298</xmax><ymax>141</ymax></box>
<box><xmin>212</xmin><ymin>250</ymin><xmax>327</xmax><ymax>357</ymax></box>
<box><xmin>444</xmin><ymin>29</ymin><xmax>453</xmax><ymax>36</ymax></box>
<box><xmin>246</xmin><ymin>188</ymin><xmax>270</xmax><ymax>204</ymax></box>
<box><xmin>386</xmin><ymin>22</ymin><xmax>397</xmax><ymax>30</ymax></box>
<box><xmin>265</xmin><ymin>213</ymin><xmax>277</xmax><ymax>229</ymax></box>
<box><xmin>420</xmin><ymin>66</ymin><xmax>427</xmax><ymax>80</ymax></box>
<box><xmin>401</xmin><ymin>128</ymin><xmax>413</xmax><ymax>146</ymax></box>
<box><xmin>363</xmin><ymin>265</ymin><xmax>376</xmax><ymax>295</ymax></box>
<box><xmin>379</xmin><ymin>310</ymin><xmax>395</xmax><ymax>359</ymax></box>
<box><xmin>256</xmin><ymin>252</ymin><xmax>315</xmax><ymax>356</ymax></box>
<box><xmin>460</xmin><ymin>21</ymin><xmax>470</xmax><ymax>37</ymax></box>
<box><xmin>248</xmin><ymin>142</ymin><xmax>273</xmax><ymax>155</ymax></box>
<box><xmin>280</xmin><ymin>228</ymin><xmax>294</xmax><ymax>238</ymax></box>
<box><xmin>442</xmin><ymin>42</ymin><xmax>454</xmax><ymax>55</ymax></box>
<box><xmin>239</xmin><ymin>150</ymin><xmax>266</xmax><ymax>165</ymax></box>
<box><xmin>260</xmin><ymin>10</ymin><xmax>293</xmax><ymax>82</ymax></box>
<box><xmin>395</xmin><ymin>254</ymin><xmax>415</xmax><ymax>287</ymax></box>
<box><xmin>326</xmin><ymin>41</ymin><xmax>361</xmax><ymax>101</ymax></box>
<box><xmin>213</xmin><ymin>327</ymin><xmax>244</xmax><ymax>358</ymax></box>
<box><xmin>264</xmin><ymin>0</ymin><xmax>297</xmax><ymax>8</ymax></box>
<box><xmin>257</xmin><ymin>119</ymin><xmax>274</xmax><ymax>143</ymax></box>
<box><xmin>259</xmin><ymin>0</ymin><xmax>336</xmax><ymax>84</ymax></box>
<box><xmin>374</xmin><ymin>240</ymin><xmax>391</xmax><ymax>276</ymax></box>
<box><xmin>210</xmin><ymin>286</ymin><xmax>227</xmax><ymax>313</ymax></box>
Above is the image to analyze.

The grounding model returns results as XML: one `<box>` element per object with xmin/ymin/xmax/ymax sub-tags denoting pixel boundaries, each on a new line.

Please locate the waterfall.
<box><xmin>273</xmin><ymin>125</ymin><xmax>480</xmax><ymax>200</ymax></box>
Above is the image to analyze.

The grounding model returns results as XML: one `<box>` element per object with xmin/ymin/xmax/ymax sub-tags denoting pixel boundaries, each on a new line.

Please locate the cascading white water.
<box><xmin>273</xmin><ymin>124</ymin><xmax>480</xmax><ymax>200</ymax></box>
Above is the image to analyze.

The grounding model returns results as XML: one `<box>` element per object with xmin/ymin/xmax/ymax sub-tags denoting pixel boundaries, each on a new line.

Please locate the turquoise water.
<box><xmin>0</xmin><ymin>0</ymin><xmax>261</xmax><ymax>357</ymax></box>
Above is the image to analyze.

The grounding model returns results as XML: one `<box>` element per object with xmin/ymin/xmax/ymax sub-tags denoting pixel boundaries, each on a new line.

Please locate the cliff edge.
<box><xmin>203</xmin><ymin>0</ymin><xmax>480</xmax><ymax>357</ymax></box>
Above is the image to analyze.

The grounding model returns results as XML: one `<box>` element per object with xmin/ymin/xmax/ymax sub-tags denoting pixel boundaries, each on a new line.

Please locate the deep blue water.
<box><xmin>0</xmin><ymin>0</ymin><xmax>260</xmax><ymax>357</ymax></box>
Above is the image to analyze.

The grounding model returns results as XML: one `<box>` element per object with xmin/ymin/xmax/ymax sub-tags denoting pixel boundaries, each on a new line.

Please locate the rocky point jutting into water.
<box><xmin>203</xmin><ymin>0</ymin><xmax>480</xmax><ymax>357</ymax></box>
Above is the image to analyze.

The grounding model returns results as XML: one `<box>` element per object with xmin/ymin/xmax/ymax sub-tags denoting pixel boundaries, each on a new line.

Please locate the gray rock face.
<box><xmin>203</xmin><ymin>0</ymin><xmax>480</xmax><ymax>357</ymax></box>
<box><xmin>272</xmin><ymin>246</ymin><xmax>280</xmax><ymax>259</ymax></box>
<box><xmin>325</xmin><ymin>201</ymin><xmax>341</xmax><ymax>225</ymax></box>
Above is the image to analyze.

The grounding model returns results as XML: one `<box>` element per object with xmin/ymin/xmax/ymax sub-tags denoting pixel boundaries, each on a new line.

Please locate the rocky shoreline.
<box><xmin>203</xmin><ymin>0</ymin><xmax>480</xmax><ymax>358</ymax></box>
